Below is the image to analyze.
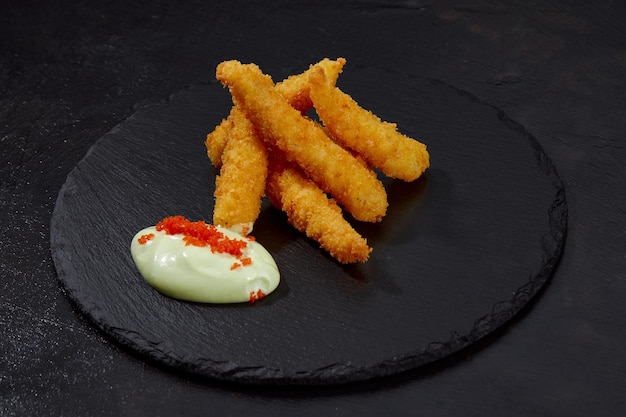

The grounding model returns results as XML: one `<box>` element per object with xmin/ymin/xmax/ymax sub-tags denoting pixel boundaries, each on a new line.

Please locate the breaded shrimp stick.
<box><xmin>205</xmin><ymin>57</ymin><xmax>347</xmax><ymax>168</ymax></box>
<box><xmin>213</xmin><ymin>106</ymin><xmax>268</xmax><ymax>235</ymax></box>
<box><xmin>267</xmin><ymin>157</ymin><xmax>372</xmax><ymax>263</ymax></box>
<box><xmin>216</xmin><ymin>60</ymin><xmax>388</xmax><ymax>223</ymax></box>
<box><xmin>309</xmin><ymin>66</ymin><xmax>430</xmax><ymax>182</ymax></box>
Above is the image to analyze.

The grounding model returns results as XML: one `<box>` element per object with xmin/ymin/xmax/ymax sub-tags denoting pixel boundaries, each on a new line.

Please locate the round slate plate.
<box><xmin>50</xmin><ymin>66</ymin><xmax>567</xmax><ymax>386</ymax></box>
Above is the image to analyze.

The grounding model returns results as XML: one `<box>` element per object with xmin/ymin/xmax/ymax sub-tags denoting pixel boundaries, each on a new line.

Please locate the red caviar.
<box><xmin>249</xmin><ymin>289</ymin><xmax>266</xmax><ymax>303</ymax></box>
<box><xmin>138</xmin><ymin>233</ymin><xmax>155</xmax><ymax>245</ymax></box>
<box><xmin>229</xmin><ymin>257</ymin><xmax>253</xmax><ymax>271</ymax></box>
<box><xmin>155</xmin><ymin>215</ymin><xmax>250</xmax><ymax>260</ymax></box>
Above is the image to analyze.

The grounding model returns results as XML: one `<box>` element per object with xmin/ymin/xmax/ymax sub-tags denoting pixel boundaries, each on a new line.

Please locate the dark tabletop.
<box><xmin>2</xmin><ymin>0</ymin><xmax>625</xmax><ymax>415</ymax></box>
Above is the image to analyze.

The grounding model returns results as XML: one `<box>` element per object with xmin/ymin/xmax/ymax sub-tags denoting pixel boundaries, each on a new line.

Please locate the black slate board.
<box><xmin>50</xmin><ymin>66</ymin><xmax>567</xmax><ymax>386</ymax></box>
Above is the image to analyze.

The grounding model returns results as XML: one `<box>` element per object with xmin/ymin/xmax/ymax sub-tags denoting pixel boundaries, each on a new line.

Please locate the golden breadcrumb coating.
<box><xmin>216</xmin><ymin>60</ymin><xmax>388</xmax><ymax>223</ymax></box>
<box><xmin>309</xmin><ymin>66</ymin><xmax>429</xmax><ymax>181</ymax></box>
<box><xmin>267</xmin><ymin>158</ymin><xmax>372</xmax><ymax>263</ymax></box>
<box><xmin>275</xmin><ymin>57</ymin><xmax>346</xmax><ymax>112</ymax></box>
<box><xmin>205</xmin><ymin>106</ymin><xmax>235</xmax><ymax>169</ymax></box>
<box><xmin>212</xmin><ymin>106</ymin><xmax>268</xmax><ymax>231</ymax></box>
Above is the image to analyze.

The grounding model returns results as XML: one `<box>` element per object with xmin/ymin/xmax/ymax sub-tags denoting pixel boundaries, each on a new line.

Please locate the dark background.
<box><xmin>2</xmin><ymin>0</ymin><xmax>625</xmax><ymax>415</ymax></box>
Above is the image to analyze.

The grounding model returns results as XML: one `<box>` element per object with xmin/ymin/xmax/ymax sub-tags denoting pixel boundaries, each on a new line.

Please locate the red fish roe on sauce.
<box><xmin>249</xmin><ymin>289</ymin><xmax>266</xmax><ymax>303</ymax></box>
<box><xmin>138</xmin><ymin>233</ymin><xmax>155</xmax><ymax>245</ymax></box>
<box><xmin>156</xmin><ymin>215</ymin><xmax>249</xmax><ymax>260</ymax></box>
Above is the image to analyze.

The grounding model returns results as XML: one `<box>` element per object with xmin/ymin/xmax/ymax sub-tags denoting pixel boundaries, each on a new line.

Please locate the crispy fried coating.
<box><xmin>205</xmin><ymin>58</ymin><xmax>347</xmax><ymax>169</ymax></box>
<box><xmin>212</xmin><ymin>106</ymin><xmax>268</xmax><ymax>232</ymax></box>
<box><xmin>267</xmin><ymin>157</ymin><xmax>372</xmax><ymax>263</ymax></box>
<box><xmin>275</xmin><ymin>57</ymin><xmax>346</xmax><ymax>112</ymax></box>
<box><xmin>205</xmin><ymin>106</ymin><xmax>235</xmax><ymax>169</ymax></box>
<box><xmin>216</xmin><ymin>60</ymin><xmax>388</xmax><ymax>223</ymax></box>
<box><xmin>309</xmin><ymin>66</ymin><xmax>430</xmax><ymax>182</ymax></box>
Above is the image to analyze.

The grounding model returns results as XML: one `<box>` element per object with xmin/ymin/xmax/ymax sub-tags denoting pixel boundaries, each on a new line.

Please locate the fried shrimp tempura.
<box><xmin>267</xmin><ymin>157</ymin><xmax>372</xmax><ymax>263</ymax></box>
<box><xmin>212</xmin><ymin>106</ymin><xmax>268</xmax><ymax>234</ymax></box>
<box><xmin>216</xmin><ymin>60</ymin><xmax>388</xmax><ymax>223</ymax></box>
<box><xmin>309</xmin><ymin>66</ymin><xmax>430</xmax><ymax>182</ymax></box>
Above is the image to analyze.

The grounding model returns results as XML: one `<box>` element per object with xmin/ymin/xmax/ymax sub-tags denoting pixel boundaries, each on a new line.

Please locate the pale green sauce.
<box><xmin>130</xmin><ymin>225</ymin><xmax>280</xmax><ymax>303</ymax></box>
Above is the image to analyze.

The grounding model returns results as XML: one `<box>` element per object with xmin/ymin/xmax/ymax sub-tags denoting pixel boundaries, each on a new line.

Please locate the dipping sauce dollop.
<box><xmin>130</xmin><ymin>216</ymin><xmax>279</xmax><ymax>304</ymax></box>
